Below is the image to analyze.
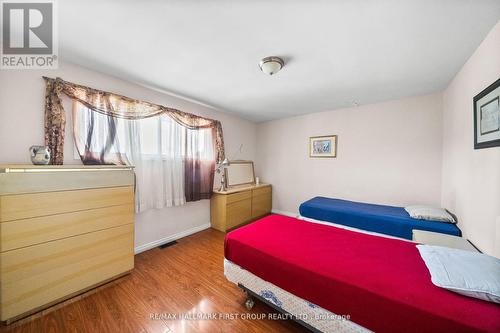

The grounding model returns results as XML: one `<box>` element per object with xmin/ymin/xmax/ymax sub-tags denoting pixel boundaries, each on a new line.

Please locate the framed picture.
<box><xmin>309</xmin><ymin>135</ymin><xmax>337</xmax><ymax>158</ymax></box>
<box><xmin>474</xmin><ymin>78</ymin><xmax>500</xmax><ymax>149</ymax></box>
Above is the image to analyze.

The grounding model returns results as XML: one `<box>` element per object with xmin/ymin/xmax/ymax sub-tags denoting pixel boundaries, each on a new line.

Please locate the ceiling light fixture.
<box><xmin>259</xmin><ymin>56</ymin><xmax>284</xmax><ymax>75</ymax></box>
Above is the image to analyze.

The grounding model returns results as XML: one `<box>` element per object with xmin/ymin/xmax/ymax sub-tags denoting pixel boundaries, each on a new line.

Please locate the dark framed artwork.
<box><xmin>474</xmin><ymin>77</ymin><xmax>500</xmax><ymax>149</ymax></box>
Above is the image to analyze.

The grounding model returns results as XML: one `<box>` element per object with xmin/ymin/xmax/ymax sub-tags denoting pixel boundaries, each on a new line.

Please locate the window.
<box><xmin>73</xmin><ymin>102</ymin><xmax>216</xmax><ymax>211</ymax></box>
<box><xmin>74</xmin><ymin>102</ymin><xmax>214</xmax><ymax>161</ymax></box>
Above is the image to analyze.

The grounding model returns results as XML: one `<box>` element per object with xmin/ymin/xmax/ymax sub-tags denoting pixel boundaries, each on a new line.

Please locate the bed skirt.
<box><xmin>224</xmin><ymin>259</ymin><xmax>370</xmax><ymax>333</ymax></box>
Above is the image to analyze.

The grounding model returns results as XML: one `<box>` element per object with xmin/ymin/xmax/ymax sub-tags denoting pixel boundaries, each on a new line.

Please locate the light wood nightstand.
<box><xmin>210</xmin><ymin>183</ymin><xmax>272</xmax><ymax>232</ymax></box>
<box><xmin>412</xmin><ymin>230</ymin><xmax>479</xmax><ymax>252</ymax></box>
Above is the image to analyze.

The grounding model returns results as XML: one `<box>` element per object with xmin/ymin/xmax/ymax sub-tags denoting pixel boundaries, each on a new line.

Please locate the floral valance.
<box><xmin>43</xmin><ymin>77</ymin><xmax>225</xmax><ymax>164</ymax></box>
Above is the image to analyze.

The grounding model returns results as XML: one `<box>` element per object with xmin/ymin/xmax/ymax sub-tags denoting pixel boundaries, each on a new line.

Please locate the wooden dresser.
<box><xmin>0</xmin><ymin>165</ymin><xmax>135</xmax><ymax>323</ymax></box>
<box><xmin>210</xmin><ymin>184</ymin><xmax>272</xmax><ymax>232</ymax></box>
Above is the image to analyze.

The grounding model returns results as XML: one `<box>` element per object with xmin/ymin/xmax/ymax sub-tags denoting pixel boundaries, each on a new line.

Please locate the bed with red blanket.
<box><xmin>224</xmin><ymin>214</ymin><xmax>500</xmax><ymax>333</ymax></box>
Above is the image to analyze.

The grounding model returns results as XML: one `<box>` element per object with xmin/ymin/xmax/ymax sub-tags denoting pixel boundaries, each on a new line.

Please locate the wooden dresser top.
<box><xmin>213</xmin><ymin>183</ymin><xmax>270</xmax><ymax>195</ymax></box>
<box><xmin>0</xmin><ymin>165</ymin><xmax>134</xmax><ymax>173</ymax></box>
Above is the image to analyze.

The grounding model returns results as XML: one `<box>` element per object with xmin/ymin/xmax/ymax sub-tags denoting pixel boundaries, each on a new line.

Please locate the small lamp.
<box><xmin>215</xmin><ymin>158</ymin><xmax>230</xmax><ymax>191</ymax></box>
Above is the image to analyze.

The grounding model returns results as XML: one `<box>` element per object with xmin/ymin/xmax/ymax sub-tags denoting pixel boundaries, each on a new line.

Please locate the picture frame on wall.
<box><xmin>474</xmin><ymin>77</ymin><xmax>500</xmax><ymax>149</ymax></box>
<box><xmin>309</xmin><ymin>135</ymin><xmax>337</xmax><ymax>158</ymax></box>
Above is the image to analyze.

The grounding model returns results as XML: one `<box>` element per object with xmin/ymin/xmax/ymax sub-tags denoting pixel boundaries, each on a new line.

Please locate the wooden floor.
<box><xmin>1</xmin><ymin>228</ymin><xmax>305</xmax><ymax>333</ymax></box>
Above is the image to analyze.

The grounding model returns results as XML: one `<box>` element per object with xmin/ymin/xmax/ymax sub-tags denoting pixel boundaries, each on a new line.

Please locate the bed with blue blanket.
<box><xmin>298</xmin><ymin>197</ymin><xmax>461</xmax><ymax>240</ymax></box>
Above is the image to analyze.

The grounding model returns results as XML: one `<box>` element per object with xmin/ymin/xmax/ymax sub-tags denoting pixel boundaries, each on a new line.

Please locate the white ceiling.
<box><xmin>60</xmin><ymin>0</ymin><xmax>500</xmax><ymax>122</ymax></box>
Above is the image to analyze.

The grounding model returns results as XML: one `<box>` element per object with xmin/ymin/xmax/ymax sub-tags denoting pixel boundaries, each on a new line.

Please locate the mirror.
<box><xmin>224</xmin><ymin>161</ymin><xmax>255</xmax><ymax>187</ymax></box>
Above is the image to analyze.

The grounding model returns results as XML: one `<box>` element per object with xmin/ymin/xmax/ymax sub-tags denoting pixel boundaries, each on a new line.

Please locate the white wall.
<box><xmin>1</xmin><ymin>23</ymin><xmax>498</xmax><ymax>257</ymax></box>
<box><xmin>441</xmin><ymin>21</ymin><xmax>500</xmax><ymax>256</ymax></box>
<box><xmin>0</xmin><ymin>61</ymin><xmax>257</xmax><ymax>252</ymax></box>
<box><xmin>256</xmin><ymin>93</ymin><xmax>444</xmax><ymax>214</ymax></box>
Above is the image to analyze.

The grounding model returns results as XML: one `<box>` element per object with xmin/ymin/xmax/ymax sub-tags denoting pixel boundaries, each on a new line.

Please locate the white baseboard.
<box><xmin>271</xmin><ymin>209</ymin><xmax>299</xmax><ymax>218</ymax></box>
<box><xmin>134</xmin><ymin>223</ymin><xmax>211</xmax><ymax>254</ymax></box>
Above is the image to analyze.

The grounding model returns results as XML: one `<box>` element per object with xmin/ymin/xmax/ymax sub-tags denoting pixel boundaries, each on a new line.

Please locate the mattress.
<box><xmin>299</xmin><ymin>197</ymin><xmax>461</xmax><ymax>240</ymax></box>
<box><xmin>224</xmin><ymin>215</ymin><xmax>500</xmax><ymax>333</ymax></box>
<box><xmin>299</xmin><ymin>215</ymin><xmax>413</xmax><ymax>241</ymax></box>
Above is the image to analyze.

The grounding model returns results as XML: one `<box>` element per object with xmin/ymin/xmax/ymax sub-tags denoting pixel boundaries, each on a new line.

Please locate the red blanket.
<box><xmin>224</xmin><ymin>214</ymin><xmax>500</xmax><ymax>332</ymax></box>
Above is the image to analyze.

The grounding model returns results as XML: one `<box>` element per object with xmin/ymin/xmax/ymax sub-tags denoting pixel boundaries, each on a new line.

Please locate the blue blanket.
<box><xmin>299</xmin><ymin>197</ymin><xmax>461</xmax><ymax>240</ymax></box>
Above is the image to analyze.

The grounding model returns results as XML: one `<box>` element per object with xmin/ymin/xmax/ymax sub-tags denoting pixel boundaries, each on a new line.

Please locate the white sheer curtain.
<box><xmin>72</xmin><ymin>102</ymin><xmax>215</xmax><ymax>212</ymax></box>
<box><xmin>128</xmin><ymin>116</ymin><xmax>186</xmax><ymax>211</ymax></box>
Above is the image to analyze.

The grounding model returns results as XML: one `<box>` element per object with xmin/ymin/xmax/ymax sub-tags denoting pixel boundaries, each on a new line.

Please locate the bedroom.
<box><xmin>0</xmin><ymin>0</ymin><xmax>499</xmax><ymax>332</ymax></box>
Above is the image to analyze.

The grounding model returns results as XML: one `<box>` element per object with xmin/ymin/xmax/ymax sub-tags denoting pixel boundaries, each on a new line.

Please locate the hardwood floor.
<box><xmin>1</xmin><ymin>228</ymin><xmax>306</xmax><ymax>333</ymax></box>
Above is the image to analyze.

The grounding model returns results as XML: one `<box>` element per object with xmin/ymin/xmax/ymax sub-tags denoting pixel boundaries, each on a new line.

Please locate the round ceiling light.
<box><xmin>259</xmin><ymin>56</ymin><xmax>284</xmax><ymax>75</ymax></box>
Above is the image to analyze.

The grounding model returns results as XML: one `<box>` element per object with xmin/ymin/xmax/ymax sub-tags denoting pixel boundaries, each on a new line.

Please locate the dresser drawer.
<box><xmin>0</xmin><ymin>169</ymin><xmax>134</xmax><ymax>195</ymax></box>
<box><xmin>252</xmin><ymin>191</ymin><xmax>272</xmax><ymax>218</ymax></box>
<box><xmin>226</xmin><ymin>199</ymin><xmax>252</xmax><ymax>229</ymax></box>
<box><xmin>0</xmin><ymin>224</ymin><xmax>134</xmax><ymax>321</ymax></box>
<box><xmin>210</xmin><ymin>184</ymin><xmax>272</xmax><ymax>232</ymax></box>
<box><xmin>0</xmin><ymin>204</ymin><xmax>134</xmax><ymax>252</ymax></box>
<box><xmin>226</xmin><ymin>190</ymin><xmax>252</xmax><ymax>204</ymax></box>
<box><xmin>0</xmin><ymin>186</ymin><xmax>134</xmax><ymax>222</ymax></box>
<box><xmin>252</xmin><ymin>185</ymin><xmax>271</xmax><ymax>197</ymax></box>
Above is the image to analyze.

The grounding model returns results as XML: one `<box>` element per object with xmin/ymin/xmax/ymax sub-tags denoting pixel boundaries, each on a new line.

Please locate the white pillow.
<box><xmin>405</xmin><ymin>205</ymin><xmax>456</xmax><ymax>223</ymax></box>
<box><xmin>417</xmin><ymin>245</ymin><xmax>500</xmax><ymax>303</ymax></box>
